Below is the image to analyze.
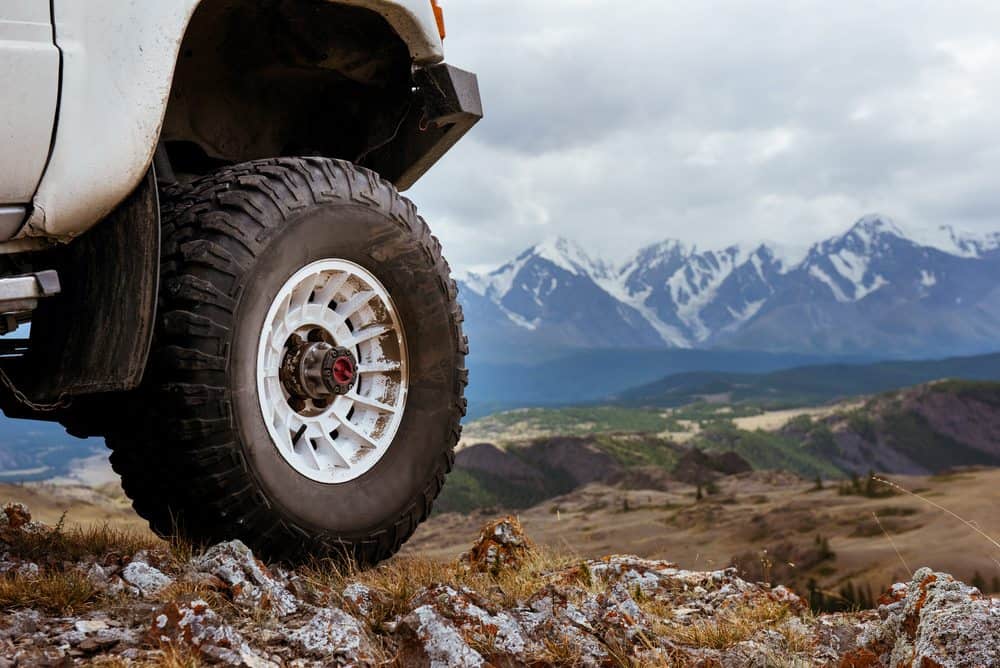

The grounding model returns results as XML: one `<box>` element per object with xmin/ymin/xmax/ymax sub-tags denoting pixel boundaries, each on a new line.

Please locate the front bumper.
<box><xmin>368</xmin><ymin>63</ymin><xmax>483</xmax><ymax>191</ymax></box>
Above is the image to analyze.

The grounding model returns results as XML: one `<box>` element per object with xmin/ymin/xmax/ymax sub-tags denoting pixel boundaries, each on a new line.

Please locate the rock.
<box><xmin>591</xmin><ymin>581</ymin><xmax>653</xmax><ymax>642</ymax></box>
<box><xmin>191</xmin><ymin>540</ymin><xmax>298</xmax><ymax>616</ymax></box>
<box><xmin>0</xmin><ymin>503</ymin><xmax>31</xmax><ymax>531</ymax></box>
<box><xmin>522</xmin><ymin>584</ymin><xmax>608</xmax><ymax>665</ymax></box>
<box><xmin>0</xmin><ymin>503</ymin><xmax>44</xmax><ymax>545</ymax></box>
<box><xmin>75</xmin><ymin>636</ymin><xmax>118</xmax><ymax>654</ymax></box>
<box><xmin>410</xmin><ymin>584</ymin><xmax>537</xmax><ymax>662</ymax></box>
<box><xmin>74</xmin><ymin>620</ymin><xmax>108</xmax><ymax>634</ymax></box>
<box><xmin>288</xmin><ymin>608</ymin><xmax>375</xmax><ymax>663</ymax></box>
<box><xmin>397</xmin><ymin>605</ymin><xmax>486</xmax><ymax>668</ymax></box>
<box><xmin>77</xmin><ymin>562</ymin><xmax>129</xmax><ymax>596</ymax></box>
<box><xmin>849</xmin><ymin>567</ymin><xmax>1000</xmax><ymax>667</ymax></box>
<box><xmin>14</xmin><ymin>562</ymin><xmax>39</xmax><ymax>578</ymax></box>
<box><xmin>149</xmin><ymin>598</ymin><xmax>276</xmax><ymax>668</ymax></box>
<box><xmin>0</xmin><ymin>610</ymin><xmax>41</xmax><ymax>641</ymax></box>
<box><xmin>342</xmin><ymin>582</ymin><xmax>383</xmax><ymax>618</ymax></box>
<box><xmin>121</xmin><ymin>560</ymin><xmax>173</xmax><ymax>597</ymax></box>
<box><xmin>459</xmin><ymin>515</ymin><xmax>535</xmax><ymax>574</ymax></box>
<box><xmin>581</xmin><ymin>555</ymin><xmax>805</xmax><ymax>622</ymax></box>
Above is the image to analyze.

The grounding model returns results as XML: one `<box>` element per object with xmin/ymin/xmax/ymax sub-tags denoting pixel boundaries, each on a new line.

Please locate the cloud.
<box><xmin>407</xmin><ymin>0</ymin><xmax>1000</xmax><ymax>270</ymax></box>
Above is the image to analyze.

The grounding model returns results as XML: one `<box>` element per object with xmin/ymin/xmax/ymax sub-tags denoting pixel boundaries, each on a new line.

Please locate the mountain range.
<box><xmin>459</xmin><ymin>215</ymin><xmax>1000</xmax><ymax>361</ymax></box>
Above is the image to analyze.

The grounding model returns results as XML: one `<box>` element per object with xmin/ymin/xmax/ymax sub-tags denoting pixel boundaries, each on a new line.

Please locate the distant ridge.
<box><xmin>459</xmin><ymin>215</ymin><xmax>1000</xmax><ymax>362</ymax></box>
<box><xmin>615</xmin><ymin>351</ymin><xmax>1000</xmax><ymax>408</ymax></box>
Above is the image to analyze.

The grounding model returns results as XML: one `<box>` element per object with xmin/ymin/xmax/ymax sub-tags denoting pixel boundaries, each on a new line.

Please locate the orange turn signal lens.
<box><xmin>431</xmin><ymin>0</ymin><xmax>446</xmax><ymax>40</ymax></box>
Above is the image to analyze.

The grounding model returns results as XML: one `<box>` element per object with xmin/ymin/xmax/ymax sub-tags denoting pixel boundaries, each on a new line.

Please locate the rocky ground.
<box><xmin>1</xmin><ymin>504</ymin><xmax>998</xmax><ymax>667</ymax></box>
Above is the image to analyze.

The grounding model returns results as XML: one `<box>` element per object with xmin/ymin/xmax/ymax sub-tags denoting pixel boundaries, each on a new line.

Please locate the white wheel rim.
<box><xmin>256</xmin><ymin>259</ymin><xmax>409</xmax><ymax>484</ymax></box>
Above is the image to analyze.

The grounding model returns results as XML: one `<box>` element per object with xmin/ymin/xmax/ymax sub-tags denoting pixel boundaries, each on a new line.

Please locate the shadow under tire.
<box><xmin>104</xmin><ymin>157</ymin><xmax>467</xmax><ymax>563</ymax></box>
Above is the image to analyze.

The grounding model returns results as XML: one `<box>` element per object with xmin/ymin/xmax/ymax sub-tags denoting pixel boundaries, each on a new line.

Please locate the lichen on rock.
<box><xmin>850</xmin><ymin>567</ymin><xmax>1000</xmax><ymax>667</ymax></box>
<box><xmin>288</xmin><ymin>607</ymin><xmax>375</xmax><ymax>662</ymax></box>
<box><xmin>190</xmin><ymin>540</ymin><xmax>299</xmax><ymax>616</ymax></box>
<box><xmin>121</xmin><ymin>559</ymin><xmax>173</xmax><ymax>597</ymax></box>
<box><xmin>148</xmin><ymin>598</ymin><xmax>277</xmax><ymax>667</ymax></box>
<box><xmin>459</xmin><ymin>514</ymin><xmax>535</xmax><ymax>574</ymax></box>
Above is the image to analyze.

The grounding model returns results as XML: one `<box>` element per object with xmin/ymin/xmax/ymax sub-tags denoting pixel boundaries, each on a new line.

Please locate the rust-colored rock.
<box><xmin>2</xmin><ymin>503</ymin><xmax>31</xmax><ymax>531</ymax></box>
<box><xmin>148</xmin><ymin>598</ymin><xmax>275</xmax><ymax>667</ymax></box>
<box><xmin>839</xmin><ymin>648</ymin><xmax>880</xmax><ymax>667</ymax></box>
<box><xmin>459</xmin><ymin>515</ymin><xmax>535</xmax><ymax>574</ymax></box>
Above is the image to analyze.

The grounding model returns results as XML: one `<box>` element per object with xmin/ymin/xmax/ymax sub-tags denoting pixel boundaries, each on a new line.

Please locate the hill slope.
<box><xmin>447</xmin><ymin>380</ymin><xmax>1000</xmax><ymax>516</ymax></box>
<box><xmin>784</xmin><ymin>380</ymin><xmax>1000</xmax><ymax>475</ymax></box>
<box><xmin>616</xmin><ymin>351</ymin><xmax>1000</xmax><ymax>408</ymax></box>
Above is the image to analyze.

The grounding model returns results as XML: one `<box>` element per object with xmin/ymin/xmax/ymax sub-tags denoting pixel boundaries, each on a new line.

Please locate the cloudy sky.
<box><xmin>406</xmin><ymin>0</ymin><xmax>1000</xmax><ymax>273</ymax></box>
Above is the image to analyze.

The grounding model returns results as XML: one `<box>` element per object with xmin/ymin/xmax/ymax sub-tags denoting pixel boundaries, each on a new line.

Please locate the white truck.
<box><xmin>0</xmin><ymin>0</ymin><xmax>481</xmax><ymax>562</ymax></box>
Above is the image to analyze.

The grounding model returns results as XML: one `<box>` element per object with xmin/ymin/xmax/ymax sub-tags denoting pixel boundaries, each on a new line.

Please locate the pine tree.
<box><xmin>840</xmin><ymin>581</ymin><xmax>857</xmax><ymax>611</ymax></box>
<box><xmin>815</xmin><ymin>534</ymin><xmax>835</xmax><ymax>561</ymax></box>
<box><xmin>807</xmin><ymin>578</ymin><xmax>824</xmax><ymax>612</ymax></box>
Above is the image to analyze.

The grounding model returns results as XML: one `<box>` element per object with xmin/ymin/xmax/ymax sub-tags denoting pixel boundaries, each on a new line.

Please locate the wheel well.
<box><xmin>160</xmin><ymin>0</ymin><xmax>414</xmax><ymax>176</ymax></box>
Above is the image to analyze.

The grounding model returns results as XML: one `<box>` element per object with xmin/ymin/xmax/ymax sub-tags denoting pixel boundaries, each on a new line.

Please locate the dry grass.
<box><xmin>0</xmin><ymin>515</ymin><xmax>181</xmax><ymax>618</ymax></box>
<box><xmin>301</xmin><ymin>547</ymin><xmax>577</xmax><ymax>629</ymax></box>
<box><xmin>148</xmin><ymin>645</ymin><xmax>207</xmax><ymax>668</ymax></box>
<box><xmin>662</xmin><ymin>601</ymin><xmax>790</xmax><ymax>650</ymax></box>
<box><xmin>91</xmin><ymin>650</ymin><xmax>205</xmax><ymax>668</ymax></box>
<box><xmin>0</xmin><ymin>569</ymin><xmax>100</xmax><ymax>614</ymax></box>
<box><xmin>779</xmin><ymin>621</ymin><xmax>816</xmax><ymax>654</ymax></box>
<box><xmin>539</xmin><ymin>634</ymin><xmax>587</xmax><ymax>666</ymax></box>
<box><xmin>5</xmin><ymin>517</ymin><xmax>163</xmax><ymax>565</ymax></box>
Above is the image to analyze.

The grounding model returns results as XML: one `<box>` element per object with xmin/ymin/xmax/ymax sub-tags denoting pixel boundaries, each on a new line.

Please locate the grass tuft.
<box><xmin>663</xmin><ymin>601</ymin><xmax>790</xmax><ymax>650</ymax></box>
<box><xmin>4</xmin><ymin>517</ymin><xmax>163</xmax><ymax>565</ymax></box>
<box><xmin>0</xmin><ymin>569</ymin><xmax>100</xmax><ymax>614</ymax></box>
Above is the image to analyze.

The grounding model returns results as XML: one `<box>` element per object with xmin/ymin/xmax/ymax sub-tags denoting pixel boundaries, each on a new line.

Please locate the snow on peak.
<box><xmin>461</xmin><ymin>237</ymin><xmax>610</xmax><ymax>302</ymax></box>
<box><xmin>463</xmin><ymin>214</ymin><xmax>998</xmax><ymax>344</ymax></box>
<box><xmin>755</xmin><ymin>240</ymin><xmax>811</xmax><ymax>273</ymax></box>
<box><xmin>530</xmin><ymin>237</ymin><xmax>610</xmax><ymax>278</ymax></box>
<box><xmin>635</xmin><ymin>239</ymin><xmax>690</xmax><ymax>262</ymax></box>
<box><xmin>664</xmin><ymin>244</ymin><xmax>755</xmax><ymax>340</ymax></box>
<box><xmin>847</xmin><ymin>214</ymin><xmax>906</xmax><ymax>245</ymax></box>
<box><xmin>908</xmin><ymin>224</ymin><xmax>1000</xmax><ymax>258</ymax></box>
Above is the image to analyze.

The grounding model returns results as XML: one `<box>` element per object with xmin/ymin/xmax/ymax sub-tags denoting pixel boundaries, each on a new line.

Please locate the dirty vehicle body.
<box><xmin>0</xmin><ymin>0</ymin><xmax>481</xmax><ymax>561</ymax></box>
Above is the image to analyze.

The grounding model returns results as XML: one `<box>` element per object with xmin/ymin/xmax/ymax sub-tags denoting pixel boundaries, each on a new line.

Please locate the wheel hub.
<box><xmin>280</xmin><ymin>335</ymin><xmax>358</xmax><ymax>404</ymax></box>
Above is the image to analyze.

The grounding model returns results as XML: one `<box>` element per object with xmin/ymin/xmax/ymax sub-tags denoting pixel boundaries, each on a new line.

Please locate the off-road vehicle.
<box><xmin>0</xmin><ymin>0</ymin><xmax>481</xmax><ymax>562</ymax></box>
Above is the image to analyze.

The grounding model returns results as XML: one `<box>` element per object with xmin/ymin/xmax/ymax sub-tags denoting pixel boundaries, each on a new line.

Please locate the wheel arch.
<box><xmin>160</xmin><ymin>0</ymin><xmax>419</xmax><ymax>180</ymax></box>
<box><xmin>14</xmin><ymin>0</ymin><xmax>442</xmax><ymax>247</ymax></box>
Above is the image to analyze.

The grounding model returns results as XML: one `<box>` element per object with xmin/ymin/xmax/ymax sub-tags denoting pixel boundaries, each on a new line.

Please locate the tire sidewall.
<box><xmin>229</xmin><ymin>202</ymin><xmax>457</xmax><ymax>538</ymax></box>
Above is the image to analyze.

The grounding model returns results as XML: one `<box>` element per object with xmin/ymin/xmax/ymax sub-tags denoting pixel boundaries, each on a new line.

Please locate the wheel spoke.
<box><xmin>358</xmin><ymin>361</ymin><xmax>401</xmax><ymax>374</ymax></box>
<box><xmin>302</xmin><ymin>439</ymin><xmax>323</xmax><ymax>469</ymax></box>
<box><xmin>333</xmin><ymin>411</ymin><xmax>379</xmax><ymax>449</ymax></box>
<box><xmin>345</xmin><ymin>324</ymin><xmax>391</xmax><ymax>347</ymax></box>
<box><xmin>337</xmin><ymin>291</ymin><xmax>375</xmax><ymax>318</ymax></box>
<box><xmin>290</xmin><ymin>274</ymin><xmax>319</xmax><ymax>311</ymax></box>
<box><xmin>315</xmin><ymin>271</ymin><xmax>351</xmax><ymax>306</ymax></box>
<box><xmin>349</xmin><ymin>392</ymin><xmax>396</xmax><ymax>414</ymax></box>
<box><xmin>315</xmin><ymin>437</ymin><xmax>351</xmax><ymax>469</ymax></box>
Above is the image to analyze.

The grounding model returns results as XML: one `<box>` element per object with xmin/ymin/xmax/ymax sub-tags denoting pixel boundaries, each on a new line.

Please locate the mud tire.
<box><xmin>102</xmin><ymin>157</ymin><xmax>467</xmax><ymax>563</ymax></box>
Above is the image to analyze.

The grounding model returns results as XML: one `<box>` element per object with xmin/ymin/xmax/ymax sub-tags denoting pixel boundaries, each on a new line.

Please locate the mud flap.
<box><xmin>24</xmin><ymin>169</ymin><xmax>160</xmax><ymax>402</ymax></box>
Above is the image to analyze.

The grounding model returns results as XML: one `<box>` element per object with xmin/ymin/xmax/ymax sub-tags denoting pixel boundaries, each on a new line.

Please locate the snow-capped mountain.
<box><xmin>459</xmin><ymin>215</ymin><xmax>1000</xmax><ymax>360</ymax></box>
<box><xmin>461</xmin><ymin>238</ymin><xmax>663</xmax><ymax>354</ymax></box>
